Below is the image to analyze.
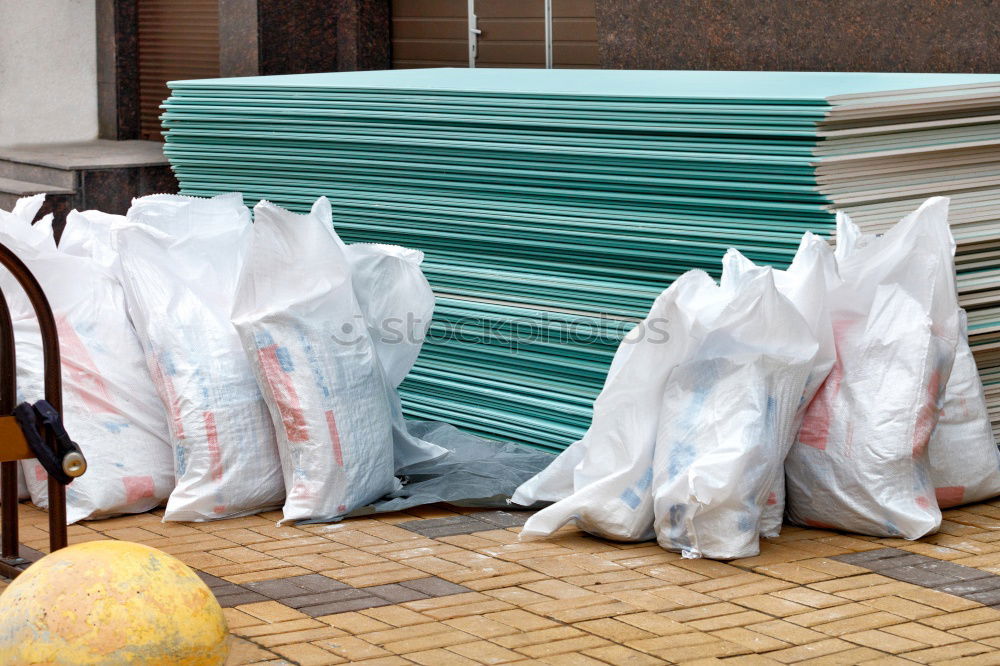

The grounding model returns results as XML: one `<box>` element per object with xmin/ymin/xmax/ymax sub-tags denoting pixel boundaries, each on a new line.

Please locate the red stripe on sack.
<box><xmin>326</xmin><ymin>410</ymin><xmax>343</xmax><ymax>467</ymax></box>
<box><xmin>804</xmin><ymin>518</ymin><xmax>838</xmax><ymax>529</ymax></box>
<box><xmin>205</xmin><ymin>411</ymin><xmax>223</xmax><ymax>482</ymax></box>
<box><xmin>290</xmin><ymin>481</ymin><xmax>314</xmax><ymax>501</ymax></box>
<box><xmin>935</xmin><ymin>486</ymin><xmax>966</xmax><ymax>508</ymax></box>
<box><xmin>55</xmin><ymin>314</ymin><xmax>116</xmax><ymax>415</ymax></box>
<box><xmin>766</xmin><ymin>492</ymin><xmax>778</xmax><ymax>506</ymax></box>
<box><xmin>798</xmin><ymin>321</ymin><xmax>851</xmax><ymax>450</ymax></box>
<box><xmin>798</xmin><ymin>360</ymin><xmax>843</xmax><ymax>450</ymax></box>
<box><xmin>149</xmin><ymin>357</ymin><xmax>184</xmax><ymax>439</ymax></box>
<box><xmin>122</xmin><ymin>476</ymin><xmax>155</xmax><ymax>503</ymax></box>
<box><xmin>912</xmin><ymin>369</ymin><xmax>941</xmax><ymax>458</ymax></box>
<box><xmin>257</xmin><ymin>344</ymin><xmax>309</xmax><ymax>443</ymax></box>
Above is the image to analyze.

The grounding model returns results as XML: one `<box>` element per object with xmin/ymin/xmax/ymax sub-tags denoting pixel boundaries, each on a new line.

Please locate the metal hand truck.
<box><xmin>0</xmin><ymin>241</ymin><xmax>86</xmax><ymax>579</ymax></box>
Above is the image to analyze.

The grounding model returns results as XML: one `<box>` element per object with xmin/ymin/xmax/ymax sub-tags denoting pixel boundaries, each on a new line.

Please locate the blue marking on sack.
<box><xmin>666</xmin><ymin>369</ymin><xmax>713</xmax><ymax>481</ymax></box>
<box><xmin>254</xmin><ymin>330</ymin><xmax>276</xmax><ymax>349</ymax></box>
<box><xmin>160</xmin><ymin>350</ymin><xmax>178</xmax><ymax>376</ymax></box>
<box><xmin>636</xmin><ymin>467</ymin><xmax>653</xmax><ymax>491</ymax></box>
<box><xmin>275</xmin><ymin>345</ymin><xmax>295</xmax><ymax>372</ymax></box>
<box><xmin>175</xmin><ymin>445</ymin><xmax>187</xmax><ymax>476</ymax></box>
<box><xmin>297</xmin><ymin>325</ymin><xmax>332</xmax><ymax>399</ymax></box>
<box><xmin>737</xmin><ymin>512</ymin><xmax>754</xmax><ymax>532</ymax></box>
<box><xmin>103</xmin><ymin>421</ymin><xmax>130</xmax><ymax>434</ymax></box>
<box><xmin>619</xmin><ymin>467</ymin><xmax>654</xmax><ymax>510</ymax></box>
<box><xmin>620</xmin><ymin>488</ymin><xmax>641</xmax><ymax>510</ymax></box>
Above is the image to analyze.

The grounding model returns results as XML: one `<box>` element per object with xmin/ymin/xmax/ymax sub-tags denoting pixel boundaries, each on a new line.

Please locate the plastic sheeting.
<box><xmin>347</xmin><ymin>421</ymin><xmax>554</xmax><ymax>518</ymax></box>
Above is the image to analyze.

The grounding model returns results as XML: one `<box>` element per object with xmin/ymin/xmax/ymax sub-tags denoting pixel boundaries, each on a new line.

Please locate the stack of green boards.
<box><xmin>161</xmin><ymin>69</ymin><xmax>1000</xmax><ymax>451</ymax></box>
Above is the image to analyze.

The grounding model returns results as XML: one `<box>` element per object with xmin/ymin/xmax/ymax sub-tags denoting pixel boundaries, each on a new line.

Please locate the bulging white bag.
<box><xmin>515</xmin><ymin>270</ymin><xmax>722</xmax><ymax>541</ymax></box>
<box><xmin>784</xmin><ymin>197</ymin><xmax>959</xmax><ymax>539</ymax></box>
<box><xmin>113</xmin><ymin>193</ymin><xmax>284</xmax><ymax>521</ymax></box>
<box><xmin>929</xmin><ymin>317</ymin><xmax>1000</xmax><ymax>507</ymax></box>
<box><xmin>651</xmin><ymin>259</ymin><xmax>818</xmax><ymax>559</ymax></box>
<box><xmin>726</xmin><ymin>234</ymin><xmax>839</xmax><ymax>539</ymax></box>
<box><xmin>58</xmin><ymin>209</ymin><xmax>122</xmax><ymax>270</ymax></box>
<box><xmin>342</xmin><ymin>242</ymin><xmax>447</xmax><ymax>472</ymax></box>
<box><xmin>232</xmin><ymin>198</ymin><xmax>399</xmax><ymax>523</ymax></box>
<box><xmin>834</xmin><ymin>211</ymin><xmax>1000</xmax><ymax>509</ymax></box>
<box><xmin>0</xmin><ymin>201</ymin><xmax>174</xmax><ymax>523</ymax></box>
<box><xmin>345</xmin><ymin>244</ymin><xmax>435</xmax><ymax>388</ymax></box>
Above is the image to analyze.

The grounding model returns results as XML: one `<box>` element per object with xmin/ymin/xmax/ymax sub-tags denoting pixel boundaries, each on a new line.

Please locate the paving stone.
<box><xmin>915</xmin><ymin>559</ymin><xmax>993</xmax><ymax>581</ymax></box>
<box><xmin>214</xmin><ymin>589</ymin><xmax>271</xmax><ymax>608</ymax></box>
<box><xmin>401</xmin><ymin>577</ymin><xmax>472</xmax><ymax>597</ymax></box>
<box><xmin>16</xmin><ymin>545</ymin><xmax>45</xmax><ymax>564</ymax></box>
<box><xmin>966</xmin><ymin>588</ymin><xmax>1000</xmax><ymax>606</ymax></box>
<box><xmin>863</xmin><ymin>554</ymin><xmax>933</xmax><ymax>571</ymax></box>
<box><xmin>878</xmin><ymin>565</ymin><xmax>960</xmax><ymax>587</ymax></box>
<box><xmin>833</xmin><ymin>548</ymin><xmax>910</xmax><ymax>566</ymax></box>
<box><xmin>298</xmin><ymin>596</ymin><xmax>393</xmax><ymax>617</ymax></box>
<box><xmin>245</xmin><ymin>577</ymin><xmax>318</xmax><ymax>599</ymax></box>
<box><xmin>939</xmin><ymin>576</ymin><xmax>1000</xmax><ymax>597</ymax></box>
<box><xmin>246</xmin><ymin>574</ymin><xmax>350</xmax><ymax>600</ymax></box>
<box><xmin>196</xmin><ymin>571</ymin><xmax>231</xmax><ymax>589</ymax></box>
<box><xmin>472</xmin><ymin>511</ymin><xmax>532</xmax><ymax>528</ymax></box>
<box><xmin>284</xmin><ymin>589</ymin><xmax>372</xmax><ymax>609</ymax></box>
<box><xmin>398</xmin><ymin>516</ymin><xmax>492</xmax><ymax>538</ymax></box>
<box><xmin>294</xmin><ymin>574</ymin><xmax>354</xmax><ymax>593</ymax></box>
<box><xmin>366</xmin><ymin>584</ymin><xmax>432</xmax><ymax>603</ymax></box>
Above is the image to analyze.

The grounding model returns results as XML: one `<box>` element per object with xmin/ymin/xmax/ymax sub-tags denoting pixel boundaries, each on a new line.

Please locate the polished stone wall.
<box><xmin>222</xmin><ymin>0</ymin><xmax>391</xmax><ymax>77</ymax></box>
<box><xmin>596</xmin><ymin>0</ymin><xmax>1000</xmax><ymax>72</ymax></box>
<box><xmin>100</xmin><ymin>0</ymin><xmax>390</xmax><ymax>139</ymax></box>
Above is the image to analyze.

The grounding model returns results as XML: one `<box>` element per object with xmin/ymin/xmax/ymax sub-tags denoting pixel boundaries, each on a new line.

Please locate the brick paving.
<box><xmin>8</xmin><ymin>503</ymin><xmax>1000</xmax><ymax>664</ymax></box>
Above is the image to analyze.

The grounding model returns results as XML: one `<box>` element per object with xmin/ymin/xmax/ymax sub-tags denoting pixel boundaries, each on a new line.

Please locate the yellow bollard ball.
<box><xmin>0</xmin><ymin>540</ymin><xmax>229</xmax><ymax>665</ymax></box>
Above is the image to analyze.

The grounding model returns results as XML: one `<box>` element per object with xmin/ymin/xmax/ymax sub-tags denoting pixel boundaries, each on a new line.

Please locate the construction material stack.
<box><xmin>159</xmin><ymin>70</ymin><xmax>1000</xmax><ymax>451</ymax></box>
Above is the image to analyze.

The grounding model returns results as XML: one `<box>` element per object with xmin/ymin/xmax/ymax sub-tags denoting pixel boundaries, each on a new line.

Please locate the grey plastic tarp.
<box><xmin>340</xmin><ymin>420</ymin><xmax>555</xmax><ymax>519</ymax></box>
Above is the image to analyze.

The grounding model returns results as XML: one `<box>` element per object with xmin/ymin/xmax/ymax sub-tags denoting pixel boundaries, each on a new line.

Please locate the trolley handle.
<box><xmin>13</xmin><ymin>400</ymin><xmax>86</xmax><ymax>485</ymax></box>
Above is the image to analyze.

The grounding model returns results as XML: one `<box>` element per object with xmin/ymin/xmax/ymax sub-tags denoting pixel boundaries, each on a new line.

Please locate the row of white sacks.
<box><xmin>513</xmin><ymin>196</ymin><xmax>1000</xmax><ymax>559</ymax></box>
<box><xmin>3</xmin><ymin>191</ymin><xmax>996</xmax><ymax>558</ymax></box>
<box><xmin>0</xmin><ymin>193</ymin><xmax>453</xmax><ymax>524</ymax></box>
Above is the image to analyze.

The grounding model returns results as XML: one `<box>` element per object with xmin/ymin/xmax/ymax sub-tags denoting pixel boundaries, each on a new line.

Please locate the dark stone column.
<box><xmin>596</xmin><ymin>0</ymin><xmax>1000</xmax><ymax>72</ymax></box>
<box><xmin>336</xmin><ymin>0</ymin><xmax>391</xmax><ymax>71</ymax></box>
<box><xmin>219</xmin><ymin>0</ymin><xmax>260</xmax><ymax>77</ymax></box>
<box><xmin>96</xmin><ymin>0</ymin><xmax>140</xmax><ymax>139</ymax></box>
<box><xmin>218</xmin><ymin>0</ymin><xmax>391</xmax><ymax>78</ymax></box>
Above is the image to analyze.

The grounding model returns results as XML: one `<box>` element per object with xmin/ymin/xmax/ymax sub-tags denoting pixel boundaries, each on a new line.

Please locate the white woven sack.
<box><xmin>734</xmin><ymin>234</ymin><xmax>839</xmax><ymax>538</ymax></box>
<box><xmin>784</xmin><ymin>197</ymin><xmax>959</xmax><ymax>539</ymax></box>
<box><xmin>515</xmin><ymin>270</ymin><xmax>723</xmax><ymax>542</ymax></box>
<box><xmin>834</xmin><ymin>209</ymin><xmax>1000</xmax><ymax>509</ymax></box>
<box><xmin>344</xmin><ymin>243</ymin><xmax>434</xmax><ymax>389</ymax></box>
<box><xmin>233</xmin><ymin>198</ymin><xmax>399</xmax><ymax>523</ymax></box>
<box><xmin>928</xmin><ymin>316</ymin><xmax>1000</xmax><ymax>507</ymax></box>
<box><xmin>651</xmin><ymin>260</ymin><xmax>818</xmax><ymax>559</ymax></box>
<box><xmin>0</xmin><ymin>199</ymin><xmax>173</xmax><ymax>523</ymax></box>
<box><xmin>342</xmin><ymin>242</ymin><xmax>447</xmax><ymax>471</ymax></box>
<box><xmin>113</xmin><ymin>193</ymin><xmax>283</xmax><ymax>521</ymax></box>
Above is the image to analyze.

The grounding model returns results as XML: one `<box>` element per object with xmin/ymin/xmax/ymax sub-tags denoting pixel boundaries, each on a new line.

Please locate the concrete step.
<box><xmin>0</xmin><ymin>176</ymin><xmax>75</xmax><ymax>217</ymax></box>
<box><xmin>0</xmin><ymin>159</ymin><xmax>76</xmax><ymax>190</ymax></box>
<box><xmin>0</xmin><ymin>141</ymin><xmax>176</xmax><ymax>229</ymax></box>
<box><xmin>0</xmin><ymin>140</ymin><xmax>171</xmax><ymax>199</ymax></box>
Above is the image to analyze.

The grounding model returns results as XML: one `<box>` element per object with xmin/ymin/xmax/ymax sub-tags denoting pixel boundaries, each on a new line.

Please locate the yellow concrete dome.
<box><xmin>0</xmin><ymin>540</ymin><xmax>229</xmax><ymax>665</ymax></box>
